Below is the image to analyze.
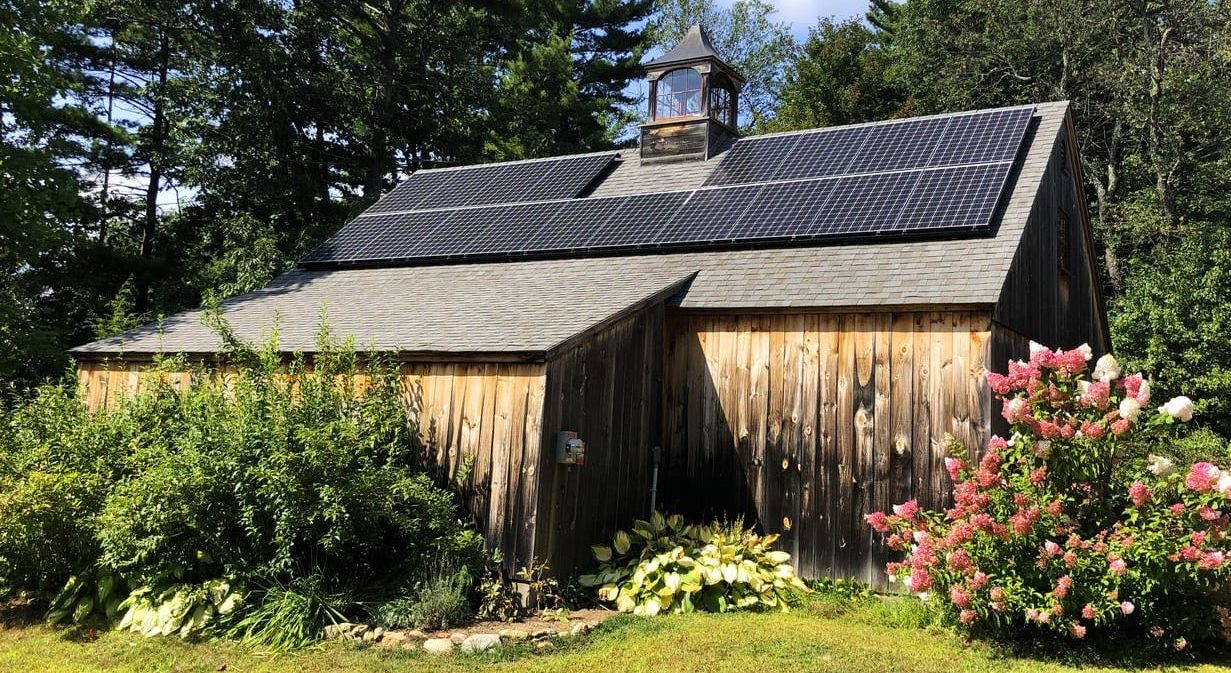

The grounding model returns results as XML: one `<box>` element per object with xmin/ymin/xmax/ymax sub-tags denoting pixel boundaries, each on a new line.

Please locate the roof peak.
<box><xmin>644</xmin><ymin>24</ymin><xmax>725</xmax><ymax>69</ymax></box>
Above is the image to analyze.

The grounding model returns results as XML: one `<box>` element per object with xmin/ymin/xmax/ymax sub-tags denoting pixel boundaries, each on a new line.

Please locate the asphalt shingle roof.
<box><xmin>74</xmin><ymin>101</ymin><xmax>1069</xmax><ymax>357</ymax></box>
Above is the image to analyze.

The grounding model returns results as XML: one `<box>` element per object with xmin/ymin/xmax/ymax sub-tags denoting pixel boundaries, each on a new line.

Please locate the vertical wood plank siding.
<box><xmin>77</xmin><ymin>359</ymin><xmax>547</xmax><ymax>575</ymax></box>
<box><xmin>662</xmin><ymin>310</ymin><xmax>994</xmax><ymax>587</ymax></box>
<box><xmin>534</xmin><ymin>304</ymin><xmax>664</xmax><ymax>577</ymax></box>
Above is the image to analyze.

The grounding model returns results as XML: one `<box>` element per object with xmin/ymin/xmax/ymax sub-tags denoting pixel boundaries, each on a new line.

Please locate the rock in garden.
<box><xmin>460</xmin><ymin>633</ymin><xmax>502</xmax><ymax>653</ymax></box>
<box><xmin>351</xmin><ymin>624</ymin><xmax>370</xmax><ymax>639</ymax></box>
<box><xmin>533</xmin><ymin>640</ymin><xmax>553</xmax><ymax>652</ymax></box>
<box><xmin>362</xmin><ymin>629</ymin><xmax>378</xmax><ymax>642</ymax></box>
<box><xmin>423</xmin><ymin>638</ymin><xmax>454</xmax><ymax>655</ymax></box>
<box><xmin>323</xmin><ymin>623</ymin><xmax>355</xmax><ymax>640</ymax></box>
<box><xmin>498</xmin><ymin>628</ymin><xmax>529</xmax><ymax>641</ymax></box>
<box><xmin>449</xmin><ymin>632</ymin><xmax>468</xmax><ymax>644</ymax></box>
<box><xmin>404</xmin><ymin>629</ymin><xmax>428</xmax><ymax>639</ymax></box>
<box><xmin>569</xmin><ymin>622</ymin><xmax>593</xmax><ymax>637</ymax></box>
<box><xmin>530</xmin><ymin>628</ymin><xmax>554</xmax><ymax>640</ymax></box>
<box><xmin>378</xmin><ymin>632</ymin><xmax>410</xmax><ymax>648</ymax></box>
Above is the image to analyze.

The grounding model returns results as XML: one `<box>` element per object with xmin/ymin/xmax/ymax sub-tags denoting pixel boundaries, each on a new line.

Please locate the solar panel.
<box><xmin>771</xmin><ymin>126</ymin><xmax>869</xmax><ymax>182</ymax></box>
<box><xmin>843</xmin><ymin>116</ymin><xmax>951</xmax><ymax>174</ymax></box>
<box><xmin>589</xmin><ymin>192</ymin><xmax>689</xmax><ymax>249</ymax></box>
<box><xmin>734</xmin><ymin>179</ymin><xmax>839</xmax><ymax>239</ymax></box>
<box><xmin>658</xmin><ymin>185</ymin><xmax>764</xmax><ymax>244</ymax></box>
<box><xmin>892</xmin><ymin>163</ymin><xmax>1013</xmax><ymax>232</ymax></box>
<box><xmin>809</xmin><ymin>171</ymin><xmax>922</xmax><ymax>237</ymax></box>
<box><xmin>364</xmin><ymin>153</ymin><xmax>617</xmax><ymax>214</ymax></box>
<box><xmin>928</xmin><ymin>107</ymin><xmax>1034</xmax><ymax>167</ymax></box>
<box><xmin>703</xmin><ymin>134</ymin><xmax>800</xmax><ymax>186</ymax></box>
<box><xmin>303</xmin><ymin>105</ymin><xmax>1035</xmax><ymax>267</ymax></box>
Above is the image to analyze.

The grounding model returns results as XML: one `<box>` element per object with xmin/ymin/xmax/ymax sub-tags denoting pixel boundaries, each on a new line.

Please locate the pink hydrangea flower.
<box><xmin>1109</xmin><ymin>558</ymin><xmax>1127</xmax><ymax>575</ymax></box>
<box><xmin>1128</xmin><ymin>481</ymin><xmax>1151</xmax><ymax>507</ymax></box>
<box><xmin>1071</xmin><ymin>623</ymin><xmax>1087</xmax><ymax>638</ymax></box>
<box><xmin>1082</xmin><ymin>604</ymin><xmax>1096</xmax><ymax>619</ymax></box>
<box><xmin>893</xmin><ymin>500</ymin><xmax>919</xmax><ymax>519</ymax></box>
<box><xmin>959</xmin><ymin>608</ymin><xmax>978</xmax><ymax>625</ymax></box>
<box><xmin>865</xmin><ymin>511</ymin><xmax>890</xmax><ymax>533</ymax></box>
<box><xmin>1120</xmin><ymin>601</ymin><xmax>1135</xmax><ymax>615</ymax></box>
<box><xmin>1187</xmin><ymin>462</ymin><xmax>1222</xmax><ymax>493</ymax></box>
<box><xmin>950</xmin><ymin>585</ymin><xmax>972</xmax><ymax>608</ymax></box>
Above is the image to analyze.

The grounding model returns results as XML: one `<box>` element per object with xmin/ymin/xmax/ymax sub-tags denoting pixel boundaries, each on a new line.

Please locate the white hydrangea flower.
<box><xmin>1217</xmin><ymin>472</ymin><xmax>1231</xmax><ymax>495</ymax></box>
<box><xmin>1029</xmin><ymin>341</ymin><xmax>1046</xmax><ymax>357</ymax></box>
<box><xmin>1137</xmin><ymin>378</ymin><xmax>1151</xmax><ymax>405</ymax></box>
<box><xmin>1147</xmin><ymin>454</ymin><xmax>1175</xmax><ymax>477</ymax></box>
<box><xmin>917</xmin><ymin>592</ymin><xmax>929</xmax><ymax>602</ymax></box>
<box><xmin>1093</xmin><ymin>353</ymin><xmax>1121</xmax><ymax>383</ymax></box>
<box><xmin>912</xmin><ymin>530</ymin><xmax>928</xmax><ymax>543</ymax></box>
<box><xmin>1034</xmin><ymin>440</ymin><xmax>1051</xmax><ymax>458</ymax></box>
<box><xmin>1160</xmin><ymin>395</ymin><xmax>1194</xmax><ymax>422</ymax></box>
<box><xmin>1077</xmin><ymin>343</ymin><xmax>1093</xmax><ymax>361</ymax></box>
<box><xmin>1119</xmin><ymin>397</ymin><xmax>1142</xmax><ymax>422</ymax></box>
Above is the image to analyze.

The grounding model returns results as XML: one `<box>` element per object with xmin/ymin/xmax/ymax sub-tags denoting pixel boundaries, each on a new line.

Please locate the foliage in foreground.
<box><xmin>0</xmin><ymin>323</ymin><xmax>483</xmax><ymax>646</ymax></box>
<box><xmin>580</xmin><ymin>512</ymin><xmax>809</xmax><ymax>615</ymax></box>
<box><xmin>870</xmin><ymin>343</ymin><xmax>1231</xmax><ymax>653</ymax></box>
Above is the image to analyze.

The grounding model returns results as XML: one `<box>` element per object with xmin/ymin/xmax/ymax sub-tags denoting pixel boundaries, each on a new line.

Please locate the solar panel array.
<box><xmin>363</xmin><ymin>153</ymin><xmax>618</xmax><ymax>214</ymax></box>
<box><xmin>301</xmin><ymin>105</ymin><xmax>1035</xmax><ymax>266</ymax></box>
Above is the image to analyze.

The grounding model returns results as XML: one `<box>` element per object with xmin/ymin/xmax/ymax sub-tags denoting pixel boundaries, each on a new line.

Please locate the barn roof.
<box><xmin>74</xmin><ymin>101</ymin><xmax>1072</xmax><ymax>359</ymax></box>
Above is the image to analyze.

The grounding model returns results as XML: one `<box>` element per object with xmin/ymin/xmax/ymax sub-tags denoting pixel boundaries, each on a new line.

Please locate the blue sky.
<box><xmin>752</xmin><ymin>0</ymin><xmax>869</xmax><ymax>38</ymax></box>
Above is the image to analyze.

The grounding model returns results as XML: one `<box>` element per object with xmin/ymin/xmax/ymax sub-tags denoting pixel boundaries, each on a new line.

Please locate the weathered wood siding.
<box><xmin>76</xmin><ymin>359</ymin><xmax>547</xmax><ymax>574</ymax></box>
<box><xmin>535</xmin><ymin>304</ymin><xmax>664</xmax><ymax>577</ymax></box>
<box><xmin>995</xmin><ymin>117</ymin><xmax>1109</xmax><ymax>353</ymax></box>
<box><xmin>661</xmin><ymin>310</ymin><xmax>993</xmax><ymax>586</ymax></box>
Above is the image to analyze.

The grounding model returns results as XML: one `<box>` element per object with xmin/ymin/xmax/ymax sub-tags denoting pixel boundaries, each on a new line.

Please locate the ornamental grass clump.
<box><xmin>867</xmin><ymin>343</ymin><xmax>1230</xmax><ymax>653</ymax></box>
<box><xmin>580</xmin><ymin>512</ymin><xmax>809</xmax><ymax>615</ymax></box>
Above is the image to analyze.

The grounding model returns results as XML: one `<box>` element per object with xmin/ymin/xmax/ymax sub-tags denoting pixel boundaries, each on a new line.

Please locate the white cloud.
<box><xmin>718</xmin><ymin>0</ymin><xmax>869</xmax><ymax>38</ymax></box>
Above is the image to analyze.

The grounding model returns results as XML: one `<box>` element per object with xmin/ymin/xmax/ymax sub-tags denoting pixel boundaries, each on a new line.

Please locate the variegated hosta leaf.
<box><xmin>666</xmin><ymin>514</ymin><xmax>684</xmax><ymax>531</ymax></box>
<box><xmin>650</xmin><ymin>511</ymin><xmax>666</xmax><ymax>533</ymax></box>
<box><xmin>766</xmin><ymin>551</ymin><xmax>792</xmax><ymax>564</ymax></box>
<box><xmin>613</xmin><ymin>530</ymin><xmax>631</xmax><ymax>555</ymax></box>
<box><xmin>592</xmin><ymin>544</ymin><xmax>613</xmax><ymax>562</ymax></box>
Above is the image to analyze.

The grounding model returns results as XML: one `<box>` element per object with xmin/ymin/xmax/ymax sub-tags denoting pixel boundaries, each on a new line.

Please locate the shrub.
<box><xmin>371</xmin><ymin>563</ymin><xmax>473</xmax><ymax>630</ymax></box>
<box><xmin>868</xmin><ymin>343</ymin><xmax>1231</xmax><ymax>653</ymax></box>
<box><xmin>0</xmin><ymin>387</ymin><xmax>125</xmax><ymax>591</ymax></box>
<box><xmin>580</xmin><ymin>512</ymin><xmax>809</xmax><ymax>615</ymax></box>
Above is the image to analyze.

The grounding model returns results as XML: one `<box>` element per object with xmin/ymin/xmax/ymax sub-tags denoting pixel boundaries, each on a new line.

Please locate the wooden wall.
<box><xmin>661</xmin><ymin>310</ymin><xmax>993</xmax><ymax>587</ymax></box>
<box><xmin>534</xmin><ymin>304</ymin><xmax>665</xmax><ymax>577</ymax></box>
<box><xmin>994</xmin><ymin>117</ymin><xmax>1109</xmax><ymax>354</ymax></box>
<box><xmin>76</xmin><ymin>359</ymin><xmax>547</xmax><ymax>575</ymax></box>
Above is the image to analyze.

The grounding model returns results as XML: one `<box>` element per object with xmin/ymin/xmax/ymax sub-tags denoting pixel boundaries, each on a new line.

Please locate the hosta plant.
<box><xmin>579</xmin><ymin>512</ymin><xmax>809</xmax><ymax>615</ymax></box>
<box><xmin>868</xmin><ymin>343</ymin><xmax>1231</xmax><ymax>652</ymax></box>
<box><xmin>46</xmin><ymin>569</ymin><xmax>128</xmax><ymax>626</ymax></box>
<box><xmin>116</xmin><ymin>579</ymin><xmax>244</xmax><ymax>639</ymax></box>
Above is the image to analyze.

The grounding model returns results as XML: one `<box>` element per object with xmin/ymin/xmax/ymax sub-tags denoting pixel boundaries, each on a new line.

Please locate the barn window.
<box><xmin>709</xmin><ymin>74</ymin><xmax>734</xmax><ymax>126</ymax></box>
<box><xmin>655</xmin><ymin>68</ymin><xmax>703</xmax><ymax>120</ymax></box>
<box><xmin>1057</xmin><ymin>208</ymin><xmax>1071</xmax><ymax>274</ymax></box>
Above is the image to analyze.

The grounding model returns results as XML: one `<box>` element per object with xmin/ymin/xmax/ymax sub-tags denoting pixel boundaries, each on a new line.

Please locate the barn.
<box><xmin>72</xmin><ymin>26</ymin><xmax>1108</xmax><ymax>586</ymax></box>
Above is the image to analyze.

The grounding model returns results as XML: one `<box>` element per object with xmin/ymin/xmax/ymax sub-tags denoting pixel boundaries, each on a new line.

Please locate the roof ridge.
<box><xmin>410</xmin><ymin>149</ymin><xmax>620</xmax><ymax>175</ymax></box>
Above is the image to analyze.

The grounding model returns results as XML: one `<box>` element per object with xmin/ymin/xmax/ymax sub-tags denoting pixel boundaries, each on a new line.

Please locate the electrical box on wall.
<box><xmin>556</xmin><ymin>431</ymin><xmax>586</xmax><ymax>466</ymax></box>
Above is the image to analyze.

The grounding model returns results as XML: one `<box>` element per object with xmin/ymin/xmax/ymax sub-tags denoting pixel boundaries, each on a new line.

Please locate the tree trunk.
<box><xmin>136</xmin><ymin>29</ymin><xmax>170</xmax><ymax>315</ymax></box>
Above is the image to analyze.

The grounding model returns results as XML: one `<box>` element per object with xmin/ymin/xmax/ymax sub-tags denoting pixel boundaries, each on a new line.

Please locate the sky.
<box><xmin>750</xmin><ymin>0</ymin><xmax>870</xmax><ymax>38</ymax></box>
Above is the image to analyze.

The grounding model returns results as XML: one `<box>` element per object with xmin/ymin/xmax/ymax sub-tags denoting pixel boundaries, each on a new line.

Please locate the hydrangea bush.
<box><xmin>867</xmin><ymin>343</ymin><xmax>1230</xmax><ymax>652</ymax></box>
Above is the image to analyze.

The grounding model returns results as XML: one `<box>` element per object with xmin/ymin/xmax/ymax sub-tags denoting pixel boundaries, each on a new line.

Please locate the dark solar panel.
<box><xmin>658</xmin><ymin>185</ymin><xmax>764</xmax><ymax>244</ymax></box>
<box><xmin>303</xmin><ymin>105</ymin><xmax>1035</xmax><ymax>266</ymax></box>
<box><xmin>892</xmin><ymin>163</ymin><xmax>1013</xmax><ymax>232</ymax></box>
<box><xmin>843</xmin><ymin>116</ymin><xmax>951</xmax><ymax>174</ymax></box>
<box><xmin>538</xmin><ymin>197</ymin><xmax>623</xmax><ymax>250</ymax></box>
<box><xmin>589</xmin><ymin>192</ymin><xmax>689</xmax><ymax>249</ymax></box>
<box><xmin>928</xmin><ymin>107</ymin><xmax>1034</xmax><ymax>167</ymax></box>
<box><xmin>734</xmin><ymin>179</ymin><xmax>839</xmax><ymax>239</ymax></box>
<box><xmin>771</xmin><ymin>126</ymin><xmax>870</xmax><ymax>181</ymax></box>
<box><xmin>364</xmin><ymin>153</ymin><xmax>616</xmax><ymax>214</ymax></box>
<box><xmin>703</xmin><ymin>134</ymin><xmax>800</xmax><ymax>186</ymax></box>
<box><xmin>808</xmin><ymin>171</ymin><xmax>922</xmax><ymax>237</ymax></box>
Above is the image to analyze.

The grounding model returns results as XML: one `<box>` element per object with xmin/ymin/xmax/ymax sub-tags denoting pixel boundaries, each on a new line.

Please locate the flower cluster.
<box><xmin>868</xmin><ymin>344</ymin><xmax>1227</xmax><ymax>652</ymax></box>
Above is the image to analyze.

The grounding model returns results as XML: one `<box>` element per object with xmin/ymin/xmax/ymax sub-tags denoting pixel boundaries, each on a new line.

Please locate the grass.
<box><xmin>2</xmin><ymin>597</ymin><xmax>1230</xmax><ymax>673</ymax></box>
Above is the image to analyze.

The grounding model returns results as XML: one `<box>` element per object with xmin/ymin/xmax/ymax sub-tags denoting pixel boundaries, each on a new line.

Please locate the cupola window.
<box><xmin>655</xmin><ymin>68</ymin><xmax>703</xmax><ymax>120</ymax></box>
<box><xmin>709</xmin><ymin>75</ymin><xmax>733</xmax><ymax>126</ymax></box>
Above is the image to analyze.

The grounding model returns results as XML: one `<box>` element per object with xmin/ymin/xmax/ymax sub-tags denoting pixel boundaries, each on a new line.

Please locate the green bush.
<box><xmin>0</xmin><ymin>386</ymin><xmax>126</xmax><ymax>591</ymax></box>
<box><xmin>580</xmin><ymin>512</ymin><xmax>810</xmax><ymax>615</ymax></box>
<box><xmin>0</xmin><ymin>319</ymin><xmax>485</xmax><ymax>649</ymax></box>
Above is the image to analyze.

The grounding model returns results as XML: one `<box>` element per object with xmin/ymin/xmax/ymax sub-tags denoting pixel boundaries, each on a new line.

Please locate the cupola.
<box><xmin>640</xmin><ymin>24</ymin><xmax>744</xmax><ymax>162</ymax></box>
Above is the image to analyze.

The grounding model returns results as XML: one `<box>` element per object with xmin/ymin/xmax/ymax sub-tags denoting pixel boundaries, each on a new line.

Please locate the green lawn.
<box><xmin>2</xmin><ymin>601</ymin><xmax>1229</xmax><ymax>673</ymax></box>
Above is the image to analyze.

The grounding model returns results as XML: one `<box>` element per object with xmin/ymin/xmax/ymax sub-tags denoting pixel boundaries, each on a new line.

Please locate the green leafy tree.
<box><xmin>766</xmin><ymin>18</ymin><xmax>908</xmax><ymax>133</ymax></box>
